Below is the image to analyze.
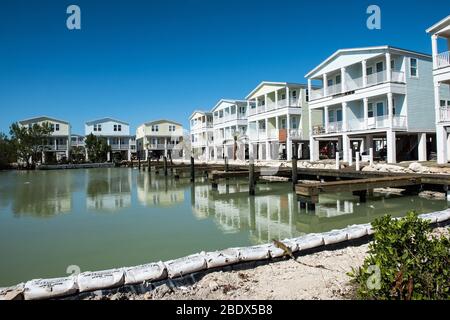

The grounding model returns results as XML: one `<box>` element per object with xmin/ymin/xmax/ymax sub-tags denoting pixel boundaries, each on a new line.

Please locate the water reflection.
<box><xmin>86</xmin><ymin>169</ymin><xmax>132</xmax><ymax>212</ymax></box>
<box><xmin>137</xmin><ymin>172</ymin><xmax>185</xmax><ymax>207</ymax></box>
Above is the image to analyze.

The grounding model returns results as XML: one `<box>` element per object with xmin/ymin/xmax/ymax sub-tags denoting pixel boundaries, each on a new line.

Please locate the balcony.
<box><xmin>248</xmin><ymin>98</ymin><xmax>300</xmax><ymax>116</ymax></box>
<box><xmin>310</xmin><ymin>70</ymin><xmax>405</xmax><ymax>100</ymax></box>
<box><xmin>110</xmin><ymin>144</ymin><xmax>130</xmax><ymax>151</ymax></box>
<box><xmin>44</xmin><ymin>144</ymin><xmax>68</xmax><ymax>151</ymax></box>
<box><xmin>436</xmin><ymin>51</ymin><xmax>450</xmax><ymax>69</ymax></box>
<box><xmin>313</xmin><ymin>115</ymin><xmax>407</xmax><ymax>136</ymax></box>
<box><xmin>439</xmin><ymin>107</ymin><xmax>450</xmax><ymax>122</ymax></box>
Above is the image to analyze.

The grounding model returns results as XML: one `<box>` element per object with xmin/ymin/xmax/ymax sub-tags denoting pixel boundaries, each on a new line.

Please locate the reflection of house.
<box><xmin>192</xmin><ymin>184</ymin><xmax>213</xmax><ymax>219</ymax></box>
<box><xmin>136</xmin><ymin>174</ymin><xmax>185</xmax><ymax>207</ymax></box>
<box><xmin>315</xmin><ymin>200</ymin><xmax>354</xmax><ymax>218</ymax></box>
<box><xmin>18</xmin><ymin>116</ymin><xmax>71</xmax><ymax>163</ymax></box>
<box><xmin>427</xmin><ymin>16</ymin><xmax>450</xmax><ymax>164</ymax></box>
<box><xmin>86</xmin><ymin>169</ymin><xmax>132</xmax><ymax>212</ymax></box>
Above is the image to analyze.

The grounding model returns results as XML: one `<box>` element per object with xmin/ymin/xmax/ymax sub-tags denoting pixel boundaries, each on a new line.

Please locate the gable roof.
<box><xmin>305</xmin><ymin>46</ymin><xmax>432</xmax><ymax>79</ymax></box>
<box><xmin>143</xmin><ymin>119</ymin><xmax>183</xmax><ymax>127</ymax></box>
<box><xmin>18</xmin><ymin>116</ymin><xmax>70</xmax><ymax>125</ymax></box>
<box><xmin>189</xmin><ymin>110</ymin><xmax>212</xmax><ymax>120</ymax></box>
<box><xmin>85</xmin><ymin>117</ymin><xmax>129</xmax><ymax>126</ymax></box>
<box><xmin>211</xmin><ymin>99</ymin><xmax>247</xmax><ymax>113</ymax></box>
<box><xmin>426</xmin><ymin>15</ymin><xmax>450</xmax><ymax>34</ymax></box>
<box><xmin>245</xmin><ymin>81</ymin><xmax>308</xmax><ymax>100</ymax></box>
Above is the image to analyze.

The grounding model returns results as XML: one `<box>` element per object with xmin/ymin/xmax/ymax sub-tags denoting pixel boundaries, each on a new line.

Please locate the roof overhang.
<box><xmin>245</xmin><ymin>81</ymin><xmax>307</xmax><ymax>100</ymax></box>
<box><xmin>426</xmin><ymin>15</ymin><xmax>450</xmax><ymax>35</ymax></box>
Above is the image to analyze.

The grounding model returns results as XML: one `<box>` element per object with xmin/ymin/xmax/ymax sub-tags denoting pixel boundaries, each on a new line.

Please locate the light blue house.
<box><xmin>305</xmin><ymin>46</ymin><xmax>439</xmax><ymax>164</ymax></box>
<box><xmin>85</xmin><ymin>117</ymin><xmax>135</xmax><ymax>161</ymax></box>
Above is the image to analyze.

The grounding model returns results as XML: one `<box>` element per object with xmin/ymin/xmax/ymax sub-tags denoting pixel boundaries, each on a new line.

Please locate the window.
<box><xmin>281</xmin><ymin>93</ymin><xmax>286</xmax><ymax>100</ymax></box>
<box><xmin>50</xmin><ymin>124</ymin><xmax>55</xmax><ymax>131</ymax></box>
<box><xmin>55</xmin><ymin>124</ymin><xmax>60</xmax><ymax>131</ymax></box>
<box><xmin>327</xmin><ymin>79</ymin><xmax>333</xmax><ymax>87</ymax></box>
<box><xmin>292</xmin><ymin>90</ymin><xmax>297</xmax><ymax>98</ymax></box>
<box><xmin>366</xmin><ymin>66</ymin><xmax>373</xmax><ymax>75</ymax></box>
<box><xmin>292</xmin><ymin>117</ymin><xmax>298</xmax><ymax>129</ymax></box>
<box><xmin>376</xmin><ymin>62</ymin><xmax>384</xmax><ymax>73</ymax></box>
<box><xmin>368</xmin><ymin>103</ymin><xmax>374</xmax><ymax>117</ymax></box>
<box><xmin>281</xmin><ymin>118</ymin><xmax>286</xmax><ymax>129</ymax></box>
<box><xmin>151</xmin><ymin>125</ymin><xmax>159</xmax><ymax>132</ymax></box>
<box><xmin>98</xmin><ymin>124</ymin><xmax>102</xmax><ymax>132</ymax></box>
<box><xmin>328</xmin><ymin>110</ymin><xmax>335</xmax><ymax>123</ymax></box>
<box><xmin>114</xmin><ymin>125</ymin><xmax>117</xmax><ymax>131</ymax></box>
<box><xmin>376</xmin><ymin>102</ymin><xmax>384</xmax><ymax>116</ymax></box>
<box><xmin>336</xmin><ymin>110</ymin><xmax>343</xmax><ymax>122</ymax></box>
<box><xmin>391</xmin><ymin>60</ymin><xmax>395</xmax><ymax>70</ymax></box>
<box><xmin>305</xmin><ymin>90</ymin><xmax>309</xmax><ymax>102</ymax></box>
<box><xmin>118</xmin><ymin>125</ymin><xmax>121</xmax><ymax>131</ymax></box>
<box><xmin>410</xmin><ymin>58</ymin><xmax>418</xmax><ymax>77</ymax></box>
<box><xmin>335</xmin><ymin>75</ymin><xmax>341</xmax><ymax>85</ymax></box>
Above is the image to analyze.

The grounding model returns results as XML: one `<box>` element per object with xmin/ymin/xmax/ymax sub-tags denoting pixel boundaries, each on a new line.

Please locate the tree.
<box><xmin>71</xmin><ymin>146</ymin><xmax>86</xmax><ymax>163</ymax></box>
<box><xmin>9</xmin><ymin>122</ymin><xmax>53</xmax><ymax>168</ymax></box>
<box><xmin>0</xmin><ymin>133</ymin><xmax>16</xmax><ymax>169</ymax></box>
<box><xmin>85</xmin><ymin>134</ymin><xmax>111</xmax><ymax>163</ymax></box>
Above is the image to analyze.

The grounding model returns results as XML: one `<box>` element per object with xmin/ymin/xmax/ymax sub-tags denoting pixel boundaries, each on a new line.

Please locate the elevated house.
<box><xmin>305</xmin><ymin>46</ymin><xmax>437</xmax><ymax>163</ymax></box>
<box><xmin>189</xmin><ymin>111</ymin><xmax>214</xmax><ymax>160</ymax></box>
<box><xmin>427</xmin><ymin>16</ymin><xmax>450</xmax><ymax>164</ymax></box>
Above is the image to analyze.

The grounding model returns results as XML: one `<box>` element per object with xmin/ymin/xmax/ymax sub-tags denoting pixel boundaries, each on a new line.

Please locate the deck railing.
<box><xmin>436</xmin><ymin>51</ymin><xmax>450</xmax><ymax>69</ymax></box>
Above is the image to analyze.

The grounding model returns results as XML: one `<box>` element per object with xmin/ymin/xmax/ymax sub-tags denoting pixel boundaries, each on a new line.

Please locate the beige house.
<box><xmin>136</xmin><ymin>119</ymin><xmax>184</xmax><ymax>160</ymax></box>
<box><xmin>18</xmin><ymin>116</ymin><xmax>71</xmax><ymax>163</ymax></box>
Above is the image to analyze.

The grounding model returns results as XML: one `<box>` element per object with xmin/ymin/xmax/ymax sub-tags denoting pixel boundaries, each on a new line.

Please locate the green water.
<box><xmin>0</xmin><ymin>168</ymin><xmax>447</xmax><ymax>286</ymax></box>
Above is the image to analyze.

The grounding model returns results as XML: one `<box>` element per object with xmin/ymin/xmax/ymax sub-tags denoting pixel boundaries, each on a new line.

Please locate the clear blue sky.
<box><xmin>0</xmin><ymin>0</ymin><xmax>447</xmax><ymax>134</ymax></box>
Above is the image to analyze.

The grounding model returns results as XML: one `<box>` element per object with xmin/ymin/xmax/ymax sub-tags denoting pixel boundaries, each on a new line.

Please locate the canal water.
<box><xmin>0</xmin><ymin>168</ymin><xmax>447</xmax><ymax>286</ymax></box>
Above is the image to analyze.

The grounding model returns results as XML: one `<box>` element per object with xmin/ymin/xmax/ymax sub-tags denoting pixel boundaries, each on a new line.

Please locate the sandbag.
<box><xmin>165</xmin><ymin>253</ymin><xmax>207</xmax><ymax>278</ymax></box>
<box><xmin>124</xmin><ymin>261</ymin><xmax>167</xmax><ymax>285</ymax></box>
<box><xmin>236</xmin><ymin>245</ymin><xmax>270</xmax><ymax>262</ymax></box>
<box><xmin>435</xmin><ymin>209</ymin><xmax>450</xmax><ymax>223</ymax></box>
<box><xmin>322</xmin><ymin>229</ymin><xmax>348</xmax><ymax>245</ymax></box>
<box><xmin>360</xmin><ymin>223</ymin><xmax>375</xmax><ymax>235</ymax></box>
<box><xmin>344</xmin><ymin>224</ymin><xmax>368</xmax><ymax>240</ymax></box>
<box><xmin>419</xmin><ymin>212</ymin><xmax>439</xmax><ymax>224</ymax></box>
<box><xmin>268</xmin><ymin>239</ymin><xmax>299</xmax><ymax>258</ymax></box>
<box><xmin>24</xmin><ymin>276</ymin><xmax>78</xmax><ymax>300</ymax></box>
<box><xmin>77</xmin><ymin>268</ymin><xmax>125</xmax><ymax>292</ymax></box>
<box><xmin>294</xmin><ymin>233</ymin><xmax>325</xmax><ymax>251</ymax></box>
<box><xmin>0</xmin><ymin>283</ymin><xmax>24</xmax><ymax>300</ymax></box>
<box><xmin>203</xmin><ymin>249</ymin><xmax>240</xmax><ymax>269</ymax></box>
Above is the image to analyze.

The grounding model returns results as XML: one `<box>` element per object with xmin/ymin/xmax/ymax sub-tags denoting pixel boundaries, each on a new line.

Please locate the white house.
<box><xmin>18</xmin><ymin>116</ymin><xmax>71</xmax><ymax>163</ymax></box>
<box><xmin>245</xmin><ymin>82</ymin><xmax>311</xmax><ymax>161</ymax></box>
<box><xmin>212</xmin><ymin>99</ymin><xmax>248</xmax><ymax>161</ymax></box>
<box><xmin>70</xmin><ymin>134</ymin><xmax>85</xmax><ymax>148</ymax></box>
<box><xmin>136</xmin><ymin>119</ymin><xmax>184</xmax><ymax>160</ymax></box>
<box><xmin>85</xmin><ymin>118</ymin><xmax>134</xmax><ymax>161</ymax></box>
<box><xmin>189</xmin><ymin>111</ymin><xmax>214</xmax><ymax>160</ymax></box>
<box><xmin>305</xmin><ymin>46</ymin><xmax>436</xmax><ymax>164</ymax></box>
<box><xmin>427</xmin><ymin>16</ymin><xmax>450</xmax><ymax>164</ymax></box>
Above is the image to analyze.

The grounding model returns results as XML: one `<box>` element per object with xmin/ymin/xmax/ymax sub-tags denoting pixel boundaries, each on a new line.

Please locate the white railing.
<box><xmin>267</xmin><ymin>129</ymin><xmax>278</xmax><ymax>140</ymax></box>
<box><xmin>345</xmin><ymin>76</ymin><xmax>363</xmax><ymax>91</ymax></box>
<box><xmin>248</xmin><ymin>107</ymin><xmax>258</xmax><ymax>116</ymax></box>
<box><xmin>391</xmin><ymin>71</ymin><xmax>405</xmax><ymax>83</ymax></box>
<box><xmin>248</xmin><ymin>128</ymin><xmax>268</xmax><ymax>141</ymax></box>
<box><xmin>310</xmin><ymin>88</ymin><xmax>323</xmax><ymax>100</ymax></box>
<box><xmin>328</xmin><ymin>121</ymin><xmax>343</xmax><ymax>133</ymax></box>
<box><xmin>348</xmin><ymin>118</ymin><xmax>366</xmax><ymax>131</ymax></box>
<box><xmin>289</xmin><ymin>129</ymin><xmax>303</xmax><ymax>140</ymax></box>
<box><xmin>327</xmin><ymin>83</ymin><xmax>342</xmax><ymax>95</ymax></box>
<box><xmin>257</xmin><ymin>105</ymin><xmax>265</xmax><ymax>113</ymax></box>
<box><xmin>366</xmin><ymin>70</ymin><xmax>386</xmax><ymax>86</ymax></box>
<box><xmin>440</xmin><ymin>107</ymin><xmax>450</xmax><ymax>122</ymax></box>
<box><xmin>266</xmin><ymin>101</ymin><xmax>276</xmax><ymax>111</ymax></box>
<box><xmin>436</xmin><ymin>51</ymin><xmax>450</xmax><ymax>69</ymax></box>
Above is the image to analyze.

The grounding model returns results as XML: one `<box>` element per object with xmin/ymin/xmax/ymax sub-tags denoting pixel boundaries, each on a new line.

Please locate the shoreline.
<box><xmin>1</xmin><ymin>210</ymin><xmax>449</xmax><ymax>301</ymax></box>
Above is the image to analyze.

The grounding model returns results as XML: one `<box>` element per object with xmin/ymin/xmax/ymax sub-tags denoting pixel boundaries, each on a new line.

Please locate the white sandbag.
<box><xmin>360</xmin><ymin>223</ymin><xmax>375</xmax><ymax>235</ymax></box>
<box><xmin>0</xmin><ymin>283</ymin><xmax>24</xmax><ymax>300</ymax></box>
<box><xmin>419</xmin><ymin>212</ymin><xmax>439</xmax><ymax>224</ymax></box>
<box><xmin>203</xmin><ymin>249</ymin><xmax>240</xmax><ymax>269</ymax></box>
<box><xmin>165</xmin><ymin>253</ymin><xmax>207</xmax><ymax>278</ymax></box>
<box><xmin>124</xmin><ymin>261</ymin><xmax>167</xmax><ymax>285</ymax></box>
<box><xmin>77</xmin><ymin>268</ymin><xmax>125</xmax><ymax>292</ymax></box>
<box><xmin>294</xmin><ymin>233</ymin><xmax>325</xmax><ymax>251</ymax></box>
<box><xmin>24</xmin><ymin>276</ymin><xmax>78</xmax><ymax>300</ymax></box>
<box><xmin>322</xmin><ymin>229</ymin><xmax>348</xmax><ymax>245</ymax></box>
<box><xmin>268</xmin><ymin>239</ymin><xmax>299</xmax><ymax>258</ymax></box>
<box><xmin>236</xmin><ymin>245</ymin><xmax>270</xmax><ymax>262</ymax></box>
<box><xmin>344</xmin><ymin>224</ymin><xmax>368</xmax><ymax>240</ymax></box>
<box><xmin>435</xmin><ymin>210</ymin><xmax>450</xmax><ymax>223</ymax></box>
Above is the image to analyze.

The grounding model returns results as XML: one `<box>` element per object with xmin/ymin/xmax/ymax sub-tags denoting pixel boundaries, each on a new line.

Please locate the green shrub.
<box><xmin>349</xmin><ymin>211</ymin><xmax>450</xmax><ymax>300</ymax></box>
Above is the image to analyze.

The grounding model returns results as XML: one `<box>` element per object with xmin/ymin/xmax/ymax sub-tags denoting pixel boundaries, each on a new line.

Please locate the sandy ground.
<box><xmin>88</xmin><ymin>226</ymin><xmax>449</xmax><ymax>301</ymax></box>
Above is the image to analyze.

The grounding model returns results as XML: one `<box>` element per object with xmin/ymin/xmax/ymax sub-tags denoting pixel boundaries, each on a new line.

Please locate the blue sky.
<box><xmin>0</xmin><ymin>0</ymin><xmax>447</xmax><ymax>134</ymax></box>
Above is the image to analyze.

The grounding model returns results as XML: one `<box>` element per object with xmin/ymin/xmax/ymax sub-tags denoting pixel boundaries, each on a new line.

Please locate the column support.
<box><xmin>386</xmin><ymin>130</ymin><xmax>397</xmax><ymax>164</ymax></box>
<box><xmin>418</xmin><ymin>133</ymin><xmax>427</xmax><ymax>162</ymax></box>
<box><xmin>386</xmin><ymin>52</ymin><xmax>392</xmax><ymax>82</ymax></box>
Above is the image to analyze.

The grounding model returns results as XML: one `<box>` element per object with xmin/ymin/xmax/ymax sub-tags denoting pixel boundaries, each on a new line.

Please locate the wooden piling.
<box><xmin>163</xmin><ymin>156</ymin><xmax>168</xmax><ymax>176</ymax></box>
<box><xmin>249</xmin><ymin>159</ymin><xmax>255</xmax><ymax>196</ymax></box>
<box><xmin>224</xmin><ymin>157</ymin><xmax>229</xmax><ymax>172</ymax></box>
<box><xmin>190</xmin><ymin>156</ymin><xmax>195</xmax><ymax>182</ymax></box>
<box><xmin>292</xmin><ymin>154</ymin><xmax>298</xmax><ymax>191</ymax></box>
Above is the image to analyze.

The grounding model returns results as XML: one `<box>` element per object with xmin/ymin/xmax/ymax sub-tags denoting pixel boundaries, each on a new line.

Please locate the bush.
<box><xmin>349</xmin><ymin>211</ymin><xmax>450</xmax><ymax>300</ymax></box>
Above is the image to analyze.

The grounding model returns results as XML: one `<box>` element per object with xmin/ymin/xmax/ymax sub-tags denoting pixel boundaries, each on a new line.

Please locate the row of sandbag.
<box><xmin>3</xmin><ymin>210</ymin><xmax>450</xmax><ymax>301</ymax></box>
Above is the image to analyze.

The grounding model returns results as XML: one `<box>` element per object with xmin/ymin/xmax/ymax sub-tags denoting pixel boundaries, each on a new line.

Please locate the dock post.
<box><xmin>190</xmin><ymin>156</ymin><xmax>195</xmax><ymax>183</ymax></box>
<box><xmin>163</xmin><ymin>156</ymin><xmax>168</xmax><ymax>176</ymax></box>
<box><xmin>138</xmin><ymin>153</ymin><xmax>141</xmax><ymax>171</ymax></box>
<box><xmin>335</xmin><ymin>152</ymin><xmax>340</xmax><ymax>170</ymax></box>
<box><xmin>348</xmin><ymin>148</ymin><xmax>353</xmax><ymax>166</ymax></box>
<box><xmin>292</xmin><ymin>154</ymin><xmax>298</xmax><ymax>191</ymax></box>
<box><xmin>356</xmin><ymin>152</ymin><xmax>360</xmax><ymax>171</ymax></box>
<box><xmin>224</xmin><ymin>157</ymin><xmax>229</xmax><ymax>172</ymax></box>
<box><xmin>249</xmin><ymin>159</ymin><xmax>256</xmax><ymax>196</ymax></box>
<box><xmin>369</xmin><ymin>148</ymin><xmax>374</xmax><ymax>166</ymax></box>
